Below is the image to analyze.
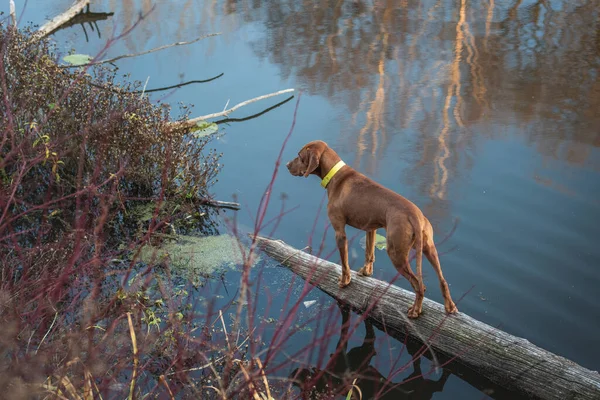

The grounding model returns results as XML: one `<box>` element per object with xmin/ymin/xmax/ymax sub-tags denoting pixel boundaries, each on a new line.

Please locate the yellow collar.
<box><xmin>321</xmin><ymin>160</ymin><xmax>346</xmax><ymax>188</ymax></box>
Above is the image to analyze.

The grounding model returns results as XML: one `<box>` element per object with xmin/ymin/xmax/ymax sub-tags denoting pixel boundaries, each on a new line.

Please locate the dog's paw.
<box><xmin>357</xmin><ymin>265</ymin><xmax>373</xmax><ymax>277</ymax></box>
<box><xmin>338</xmin><ymin>275</ymin><xmax>351</xmax><ymax>288</ymax></box>
<box><xmin>445</xmin><ymin>302</ymin><xmax>458</xmax><ymax>315</ymax></box>
<box><xmin>407</xmin><ymin>305</ymin><xmax>421</xmax><ymax>319</ymax></box>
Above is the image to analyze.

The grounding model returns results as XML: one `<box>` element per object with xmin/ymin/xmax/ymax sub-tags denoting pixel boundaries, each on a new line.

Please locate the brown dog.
<box><xmin>286</xmin><ymin>140</ymin><xmax>458</xmax><ymax>318</ymax></box>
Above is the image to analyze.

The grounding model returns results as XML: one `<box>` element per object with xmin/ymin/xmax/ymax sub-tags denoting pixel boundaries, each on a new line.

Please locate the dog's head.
<box><xmin>286</xmin><ymin>140</ymin><xmax>329</xmax><ymax>178</ymax></box>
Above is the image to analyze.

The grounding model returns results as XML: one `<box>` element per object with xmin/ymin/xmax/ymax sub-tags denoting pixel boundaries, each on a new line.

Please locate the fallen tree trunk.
<box><xmin>253</xmin><ymin>235</ymin><xmax>600</xmax><ymax>400</ymax></box>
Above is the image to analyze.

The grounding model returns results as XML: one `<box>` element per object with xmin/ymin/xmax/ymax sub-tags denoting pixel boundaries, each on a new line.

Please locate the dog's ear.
<box><xmin>302</xmin><ymin>147</ymin><xmax>320</xmax><ymax>178</ymax></box>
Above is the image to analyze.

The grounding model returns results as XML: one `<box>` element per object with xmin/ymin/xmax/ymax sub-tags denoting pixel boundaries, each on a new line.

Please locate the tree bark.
<box><xmin>253</xmin><ymin>235</ymin><xmax>600</xmax><ymax>400</ymax></box>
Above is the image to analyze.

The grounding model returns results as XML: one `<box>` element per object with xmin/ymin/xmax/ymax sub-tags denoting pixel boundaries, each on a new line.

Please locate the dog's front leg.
<box><xmin>332</xmin><ymin>223</ymin><xmax>352</xmax><ymax>288</ymax></box>
<box><xmin>358</xmin><ymin>230</ymin><xmax>375</xmax><ymax>276</ymax></box>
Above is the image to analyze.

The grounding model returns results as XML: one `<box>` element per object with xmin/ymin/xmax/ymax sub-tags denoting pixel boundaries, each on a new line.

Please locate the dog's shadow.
<box><xmin>290</xmin><ymin>303</ymin><xmax>451</xmax><ymax>399</ymax></box>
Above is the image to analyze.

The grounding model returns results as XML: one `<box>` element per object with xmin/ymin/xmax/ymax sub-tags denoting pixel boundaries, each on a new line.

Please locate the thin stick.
<box><xmin>131</xmin><ymin>73</ymin><xmax>223</xmax><ymax>94</ymax></box>
<box><xmin>89</xmin><ymin>73</ymin><xmax>224</xmax><ymax>95</ymax></box>
<box><xmin>36</xmin><ymin>310</ymin><xmax>59</xmax><ymax>354</ymax></box>
<box><xmin>235</xmin><ymin>360</ymin><xmax>262</xmax><ymax>400</ymax></box>
<box><xmin>140</xmin><ymin>76</ymin><xmax>150</xmax><ymax>99</ymax></box>
<box><xmin>34</xmin><ymin>0</ymin><xmax>90</xmax><ymax>41</ymax></box>
<box><xmin>234</xmin><ymin>328</ymin><xmax>254</xmax><ymax>352</ymax></box>
<box><xmin>85</xmin><ymin>368</ymin><xmax>104</xmax><ymax>400</ymax></box>
<box><xmin>215</xmin><ymin>95</ymin><xmax>294</xmax><ymax>125</ymax></box>
<box><xmin>127</xmin><ymin>313</ymin><xmax>138</xmax><ymax>400</ymax></box>
<box><xmin>202</xmin><ymin>199</ymin><xmax>240</xmax><ymax>211</ymax></box>
<box><xmin>25</xmin><ymin>330</ymin><xmax>35</xmax><ymax>355</ymax></box>
<box><xmin>60</xmin><ymin>33</ymin><xmax>220</xmax><ymax>68</ymax></box>
<box><xmin>235</xmin><ymin>325</ymin><xmax>242</xmax><ymax>346</ymax></box>
<box><xmin>179</xmin><ymin>89</ymin><xmax>295</xmax><ymax>127</ymax></box>
<box><xmin>203</xmin><ymin>386</ymin><xmax>226</xmax><ymax>398</ymax></box>
<box><xmin>159</xmin><ymin>375</ymin><xmax>175</xmax><ymax>400</ymax></box>
<box><xmin>255</xmin><ymin>358</ymin><xmax>272</xmax><ymax>400</ymax></box>
<box><xmin>220</xmin><ymin>309</ymin><xmax>232</xmax><ymax>352</ymax></box>
<box><xmin>167</xmin><ymin>354</ymin><xmax>226</xmax><ymax>376</ymax></box>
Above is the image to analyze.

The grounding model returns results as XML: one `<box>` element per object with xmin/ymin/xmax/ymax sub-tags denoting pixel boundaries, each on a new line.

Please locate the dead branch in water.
<box><xmin>33</xmin><ymin>0</ymin><xmax>90</xmax><ymax>42</ymax></box>
<box><xmin>202</xmin><ymin>200</ymin><xmax>240</xmax><ymax>211</ymax></box>
<box><xmin>46</xmin><ymin>4</ymin><xmax>115</xmax><ymax>42</ymax></box>
<box><xmin>215</xmin><ymin>95</ymin><xmax>294</xmax><ymax>125</ymax></box>
<box><xmin>59</xmin><ymin>33</ymin><xmax>221</xmax><ymax>68</ymax></box>
<box><xmin>172</xmin><ymin>89</ymin><xmax>296</xmax><ymax>130</ymax></box>
<box><xmin>131</xmin><ymin>73</ymin><xmax>224</xmax><ymax>94</ymax></box>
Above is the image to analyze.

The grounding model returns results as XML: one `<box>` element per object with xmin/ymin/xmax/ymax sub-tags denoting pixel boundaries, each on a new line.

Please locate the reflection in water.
<box><xmin>46</xmin><ymin>4</ymin><xmax>114</xmax><ymax>41</ymax></box>
<box><xmin>225</xmin><ymin>0</ymin><xmax>600</xmax><ymax>200</ymax></box>
<box><xmin>291</xmin><ymin>304</ymin><xmax>451</xmax><ymax>399</ymax></box>
<box><xmin>78</xmin><ymin>0</ymin><xmax>599</xmax><ymax>183</ymax></box>
<box><xmin>78</xmin><ymin>0</ymin><xmax>599</xmax><ymax>179</ymax></box>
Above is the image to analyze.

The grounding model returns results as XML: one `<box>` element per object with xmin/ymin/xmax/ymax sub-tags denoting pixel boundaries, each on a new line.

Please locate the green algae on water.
<box><xmin>138</xmin><ymin>234</ymin><xmax>260</xmax><ymax>279</ymax></box>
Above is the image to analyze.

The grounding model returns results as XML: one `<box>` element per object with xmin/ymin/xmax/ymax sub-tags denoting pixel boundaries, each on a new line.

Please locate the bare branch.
<box><xmin>131</xmin><ymin>73</ymin><xmax>224</xmax><ymax>94</ymax></box>
<box><xmin>59</xmin><ymin>33</ymin><xmax>221</xmax><ymax>68</ymax></box>
<box><xmin>215</xmin><ymin>95</ymin><xmax>294</xmax><ymax>125</ymax></box>
<box><xmin>175</xmin><ymin>89</ymin><xmax>295</xmax><ymax>129</ymax></box>
<box><xmin>202</xmin><ymin>200</ymin><xmax>240</xmax><ymax>211</ymax></box>
<box><xmin>33</xmin><ymin>0</ymin><xmax>90</xmax><ymax>42</ymax></box>
<box><xmin>46</xmin><ymin>8</ymin><xmax>114</xmax><ymax>40</ymax></box>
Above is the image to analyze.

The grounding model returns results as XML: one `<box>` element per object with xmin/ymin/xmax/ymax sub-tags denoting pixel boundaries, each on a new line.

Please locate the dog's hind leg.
<box><xmin>408</xmin><ymin>218</ymin><xmax>426</xmax><ymax>317</ymax></box>
<box><xmin>423</xmin><ymin>221</ymin><xmax>458</xmax><ymax>314</ymax></box>
<box><xmin>386</xmin><ymin>227</ymin><xmax>423</xmax><ymax>318</ymax></box>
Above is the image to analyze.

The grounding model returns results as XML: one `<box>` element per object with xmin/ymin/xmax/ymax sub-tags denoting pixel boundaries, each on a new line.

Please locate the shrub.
<box><xmin>0</xmin><ymin>23</ymin><xmax>225</xmax><ymax>397</ymax></box>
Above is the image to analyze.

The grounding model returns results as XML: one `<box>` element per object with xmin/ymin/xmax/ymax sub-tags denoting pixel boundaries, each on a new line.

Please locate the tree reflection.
<box><xmin>85</xmin><ymin>0</ymin><xmax>598</xmax><ymax>208</ymax></box>
<box><xmin>219</xmin><ymin>0</ymin><xmax>599</xmax><ymax>198</ymax></box>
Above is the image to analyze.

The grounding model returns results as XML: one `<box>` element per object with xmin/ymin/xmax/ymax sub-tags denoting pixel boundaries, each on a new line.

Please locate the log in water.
<box><xmin>254</xmin><ymin>235</ymin><xmax>600</xmax><ymax>400</ymax></box>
